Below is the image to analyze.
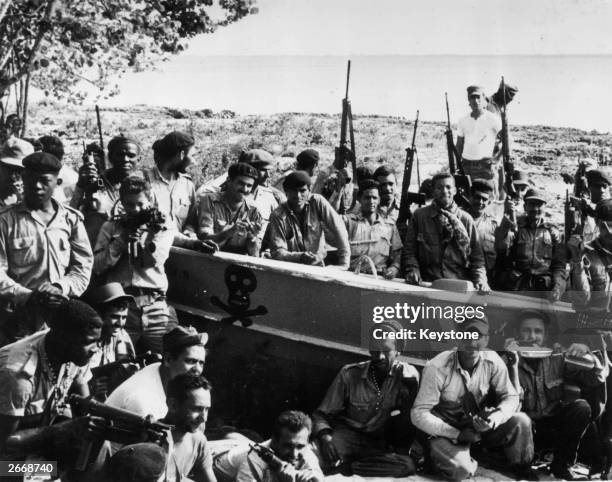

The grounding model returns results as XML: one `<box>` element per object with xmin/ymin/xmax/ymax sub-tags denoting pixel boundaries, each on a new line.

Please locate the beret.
<box><xmin>240</xmin><ymin>149</ymin><xmax>274</xmax><ymax>167</ymax></box>
<box><xmin>0</xmin><ymin>137</ymin><xmax>34</xmax><ymax>168</ymax></box>
<box><xmin>467</xmin><ymin>85</ymin><xmax>485</xmax><ymax>96</ymax></box>
<box><xmin>163</xmin><ymin>325</ymin><xmax>208</xmax><ymax>354</ymax></box>
<box><xmin>586</xmin><ymin>169</ymin><xmax>612</xmax><ymax>187</ymax></box>
<box><xmin>296</xmin><ymin>149</ymin><xmax>320</xmax><ymax>168</ymax></box>
<box><xmin>108</xmin><ymin>135</ymin><xmax>140</xmax><ymax>154</ymax></box>
<box><xmin>109</xmin><ymin>443</ymin><xmax>167</xmax><ymax>482</ymax></box>
<box><xmin>373</xmin><ymin>165</ymin><xmax>394</xmax><ymax>179</ymax></box>
<box><xmin>524</xmin><ymin>188</ymin><xmax>546</xmax><ymax>203</ymax></box>
<box><xmin>22</xmin><ymin>151</ymin><xmax>61</xmax><ymax>173</ymax></box>
<box><xmin>227</xmin><ymin>162</ymin><xmax>258</xmax><ymax>180</ymax></box>
<box><xmin>283</xmin><ymin>170</ymin><xmax>312</xmax><ymax>190</ymax></box>
<box><xmin>153</xmin><ymin>131</ymin><xmax>194</xmax><ymax>157</ymax></box>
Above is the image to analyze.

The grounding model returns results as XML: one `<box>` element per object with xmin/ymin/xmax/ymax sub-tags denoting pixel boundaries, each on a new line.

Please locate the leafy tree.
<box><xmin>0</xmin><ymin>0</ymin><xmax>257</xmax><ymax>132</ymax></box>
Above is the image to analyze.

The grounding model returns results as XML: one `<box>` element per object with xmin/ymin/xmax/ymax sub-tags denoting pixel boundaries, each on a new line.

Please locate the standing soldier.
<box><xmin>402</xmin><ymin>173</ymin><xmax>489</xmax><ymax>293</ymax></box>
<box><xmin>0</xmin><ymin>137</ymin><xmax>33</xmax><ymax>207</ymax></box>
<box><xmin>0</xmin><ymin>152</ymin><xmax>92</xmax><ymax>344</ymax></box>
<box><xmin>198</xmin><ymin>163</ymin><xmax>263</xmax><ymax>256</ymax></box>
<box><xmin>93</xmin><ymin>175</ymin><xmax>176</xmax><ymax>353</ymax></box>
<box><xmin>456</xmin><ymin>86</ymin><xmax>502</xmax><ymax>199</ymax></box>
<box><xmin>498</xmin><ymin>188</ymin><xmax>567</xmax><ymax>301</ymax></box>
<box><xmin>580</xmin><ymin>169</ymin><xmax>612</xmax><ymax>244</ymax></box>
<box><xmin>71</xmin><ymin>135</ymin><xmax>141</xmax><ymax>244</ymax></box>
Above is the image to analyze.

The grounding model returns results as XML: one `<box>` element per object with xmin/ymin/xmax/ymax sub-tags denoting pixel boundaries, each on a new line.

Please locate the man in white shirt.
<box><xmin>106</xmin><ymin>325</ymin><xmax>207</xmax><ymax>419</ymax></box>
<box><xmin>456</xmin><ymin>85</ymin><xmax>503</xmax><ymax>199</ymax></box>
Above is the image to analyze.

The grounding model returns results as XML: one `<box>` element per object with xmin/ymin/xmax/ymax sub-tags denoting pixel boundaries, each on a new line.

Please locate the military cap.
<box><xmin>296</xmin><ymin>149</ymin><xmax>320</xmax><ymax>169</ymax></box>
<box><xmin>524</xmin><ymin>188</ymin><xmax>546</xmax><ymax>204</ymax></box>
<box><xmin>357</xmin><ymin>179</ymin><xmax>379</xmax><ymax>196</ymax></box>
<box><xmin>87</xmin><ymin>282</ymin><xmax>134</xmax><ymax>306</ymax></box>
<box><xmin>462</xmin><ymin>313</ymin><xmax>489</xmax><ymax>335</ymax></box>
<box><xmin>163</xmin><ymin>325</ymin><xmax>208</xmax><ymax>354</ymax></box>
<box><xmin>467</xmin><ymin>85</ymin><xmax>485</xmax><ymax>97</ymax></box>
<box><xmin>22</xmin><ymin>151</ymin><xmax>61</xmax><ymax>173</ymax></box>
<box><xmin>471</xmin><ymin>178</ymin><xmax>494</xmax><ymax>194</ymax></box>
<box><xmin>355</xmin><ymin>166</ymin><xmax>373</xmax><ymax>184</ymax></box>
<box><xmin>511</xmin><ymin>170</ymin><xmax>529</xmax><ymax>186</ymax></box>
<box><xmin>0</xmin><ymin>137</ymin><xmax>34</xmax><ymax>168</ymax></box>
<box><xmin>283</xmin><ymin>170</ymin><xmax>312</xmax><ymax>190</ymax></box>
<box><xmin>586</xmin><ymin>169</ymin><xmax>612</xmax><ymax>187</ymax></box>
<box><xmin>227</xmin><ymin>162</ymin><xmax>258</xmax><ymax>180</ymax></box>
<box><xmin>108</xmin><ymin>443</ymin><xmax>167</xmax><ymax>482</ymax></box>
<box><xmin>240</xmin><ymin>149</ymin><xmax>274</xmax><ymax>168</ymax></box>
<box><xmin>153</xmin><ymin>131</ymin><xmax>194</xmax><ymax>157</ymax></box>
<box><xmin>108</xmin><ymin>135</ymin><xmax>140</xmax><ymax>155</ymax></box>
<box><xmin>596</xmin><ymin>199</ymin><xmax>612</xmax><ymax>222</ymax></box>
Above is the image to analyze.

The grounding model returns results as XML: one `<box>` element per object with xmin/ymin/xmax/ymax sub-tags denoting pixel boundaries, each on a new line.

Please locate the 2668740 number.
<box><xmin>0</xmin><ymin>461</ymin><xmax>57</xmax><ymax>476</ymax></box>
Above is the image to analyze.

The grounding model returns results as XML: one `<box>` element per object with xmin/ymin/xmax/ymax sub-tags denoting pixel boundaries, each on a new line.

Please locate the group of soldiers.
<box><xmin>0</xmin><ymin>81</ymin><xmax>609</xmax><ymax>481</ymax></box>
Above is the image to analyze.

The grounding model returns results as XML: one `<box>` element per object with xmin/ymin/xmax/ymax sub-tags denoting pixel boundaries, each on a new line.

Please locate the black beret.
<box><xmin>471</xmin><ymin>178</ymin><xmax>494</xmax><ymax>195</ymax></box>
<box><xmin>22</xmin><ymin>151</ymin><xmax>61</xmax><ymax>173</ymax></box>
<box><xmin>239</xmin><ymin>149</ymin><xmax>274</xmax><ymax>168</ymax></box>
<box><xmin>296</xmin><ymin>149</ymin><xmax>319</xmax><ymax>169</ymax></box>
<box><xmin>227</xmin><ymin>162</ymin><xmax>258</xmax><ymax>180</ymax></box>
<box><xmin>163</xmin><ymin>325</ymin><xmax>208</xmax><ymax>354</ymax></box>
<box><xmin>109</xmin><ymin>443</ymin><xmax>167</xmax><ymax>482</ymax></box>
<box><xmin>108</xmin><ymin>135</ymin><xmax>140</xmax><ymax>154</ymax></box>
<box><xmin>587</xmin><ymin>169</ymin><xmax>612</xmax><ymax>187</ymax></box>
<box><xmin>153</xmin><ymin>131</ymin><xmax>194</xmax><ymax>157</ymax></box>
<box><xmin>358</xmin><ymin>179</ymin><xmax>380</xmax><ymax>195</ymax></box>
<box><xmin>283</xmin><ymin>170</ymin><xmax>312</xmax><ymax>190</ymax></box>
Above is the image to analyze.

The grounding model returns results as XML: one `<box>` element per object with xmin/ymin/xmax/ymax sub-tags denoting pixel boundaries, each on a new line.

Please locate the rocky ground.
<box><xmin>25</xmin><ymin>100</ymin><xmax>612</xmax><ymax>226</ymax></box>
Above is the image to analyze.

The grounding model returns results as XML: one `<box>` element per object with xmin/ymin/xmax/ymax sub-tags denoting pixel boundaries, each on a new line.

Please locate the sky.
<box><xmin>190</xmin><ymin>0</ymin><xmax>612</xmax><ymax>56</ymax></box>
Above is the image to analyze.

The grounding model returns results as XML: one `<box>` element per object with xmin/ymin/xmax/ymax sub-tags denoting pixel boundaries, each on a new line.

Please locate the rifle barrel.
<box><xmin>345</xmin><ymin>60</ymin><xmax>351</xmax><ymax>99</ymax></box>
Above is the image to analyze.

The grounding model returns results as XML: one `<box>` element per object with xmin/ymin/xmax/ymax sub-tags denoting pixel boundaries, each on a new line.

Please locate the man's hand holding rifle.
<box><xmin>445</xmin><ymin>93</ymin><xmax>471</xmax><ymax>210</ymax></box>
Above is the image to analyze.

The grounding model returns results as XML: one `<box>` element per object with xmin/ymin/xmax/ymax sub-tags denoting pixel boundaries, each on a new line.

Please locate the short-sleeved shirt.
<box><xmin>457</xmin><ymin>111</ymin><xmax>502</xmax><ymax>160</ymax></box>
<box><xmin>0</xmin><ymin>330</ymin><xmax>91</xmax><ymax>422</ymax></box>
<box><xmin>88</xmin><ymin>328</ymin><xmax>135</xmax><ymax>369</ymax></box>
<box><xmin>0</xmin><ymin>200</ymin><xmax>93</xmax><ymax>307</ymax></box>
<box><xmin>164</xmin><ymin>428</ymin><xmax>213</xmax><ymax>482</ymax></box>
<box><xmin>197</xmin><ymin>191</ymin><xmax>263</xmax><ymax>253</ymax></box>
<box><xmin>143</xmin><ymin>167</ymin><xmax>197</xmax><ymax>235</ymax></box>
<box><xmin>342</xmin><ymin>212</ymin><xmax>402</xmax><ymax>272</ymax></box>
<box><xmin>106</xmin><ymin>362</ymin><xmax>167</xmax><ymax>419</ymax></box>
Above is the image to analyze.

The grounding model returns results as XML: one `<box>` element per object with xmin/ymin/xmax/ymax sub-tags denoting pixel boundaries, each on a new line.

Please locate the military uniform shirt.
<box><xmin>0</xmin><ymin>200</ymin><xmax>93</xmax><ymax>306</ymax></box>
<box><xmin>342</xmin><ymin>212</ymin><xmax>402</xmax><ymax>272</ymax></box>
<box><xmin>0</xmin><ymin>330</ymin><xmax>91</xmax><ymax>421</ymax></box>
<box><xmin>313</xmin><ymin>360</ymin><xmax>419</xmax><ymax>435</ymax></box>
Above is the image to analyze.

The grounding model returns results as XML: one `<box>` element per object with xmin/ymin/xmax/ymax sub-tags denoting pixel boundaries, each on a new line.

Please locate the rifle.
<box><xmin>334</xmin><ymin>60</ymin><xmax>356</xmax><ymax>183</ymax></box>
<box><xmin>500</xmin><ymin>77</ymin><xmax>516</xmax><ymax>205</ymax></box>
<box><xmin>81</xmin><ymin>141</ymin><xmax>104</xmax><ymax>210</ymax></box>
<box><xmin>444</xmin><ymin>93</ymin><xmax>471</xmax><ymax>210</ymax></box>
<box><xmin>68</xmin><ymin>394</ymin><xmax>171</xmax><ymax>471</ymax></box>
<box><xmin>249</xmin><ymin>443</ymin><xmax>285</xmax><ymax>472</ymax></box>
<box><xmin>563</xmin><ymin>158</ymin><xmax>590</xmax><ymax>242</ymax></box>
<box><xmin>90</xmin><ymin>351</ymin><xmax>161</xmax><ymax>379</ymax></box>
<box><xmin>95</xmin><ymin>105</ymin><xmax>107</xmax><ymax>174</ymax></box>
<box><xmin>397</xmin><ymin>110</ymin><xmax>425</xmax><ymax>228</ymax></box>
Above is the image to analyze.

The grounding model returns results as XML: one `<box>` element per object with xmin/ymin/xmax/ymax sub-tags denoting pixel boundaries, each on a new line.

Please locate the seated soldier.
<box><xmin>93</xmin><ymin>175</ymin><xmax>177</xmax><ymax>353</ymax></box>
<box><xmin>198</xmin><ymin>162</ymin><xmax>263</xmax><ymax>256</ymax></box>
<box><xmin>241</xmin><ymin>148</ymin><xmax>285</xmax><ymax>205</ymax></box>
<box><xmin>342</xmin><ymin>179</ymin><xmax>402</xmax><ymax>279</ymax></box>
<box><xmin>313</xmin><ymin>321</ymin><xmax>418</xmax><ymax>476</ymax></box>
<box><xmin>266</xmin><ymin>171</ymin><xmax>350</xmax><ymax>268</ymax></box>
<box><xmin>497</xmin><ymin>188</ymin><xmax>567</xmax><ymax>301</ymax></box>
<box><xmin>106</xmin><ymin>326</ymin><xmax>207</xmax><ymax>420</ymax></box>
<box><xmin>504</xmin><ymin>310</ymin><xmax>606</xmax><ymax>480</ymax></box>
<box><xmin>372</xmin><ymin>166</ymin><xmax>400</xmax><ymax>222</ymax></box>
<box><xmin>0</xmin><ymin>300</ymin><xmax>103</xmax><ymax>467</ymax></box>
<box><xmin>158</xmin><ymin>374</ymin><xmax>217</xmax><ymax>482</ymax></box>
<box><xmin>87</xmin><ymin>282</ymin><xmax>138</xmax><ymax>399</ymax></box>
<box><xmin>411</xmin><ymin>316</ymin><xmax>535</xmax><ymax>481</ymax></box>
<box><xmin>402</xmin><ymin>173</ymin><xmax>489</xmax><ymax>292</ymax></box>
<box><xmin>214</xmin><ymin>410</ymin><xmax>323</xmax><ymax>482</ymax></box>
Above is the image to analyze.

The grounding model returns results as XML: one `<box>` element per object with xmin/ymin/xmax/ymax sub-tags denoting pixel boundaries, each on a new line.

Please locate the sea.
<box><xmin>105</xmin><ymin>55</ymin><xmax>612</xmax><ymax>133</ymax></box>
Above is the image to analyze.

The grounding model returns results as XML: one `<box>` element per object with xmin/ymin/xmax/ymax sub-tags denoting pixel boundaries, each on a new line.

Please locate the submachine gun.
<box><xmin>334</xmin><ymin>60</ymin><xmax>357</xmax><ymax>209</ymax></box>
<box><xmin>68</xmin><ymin>394</ymin><xmax>172</xmax><ymax>471</ymax></box>
<box><xmin>249</xmin><ymin>443</ymin><xmax>285</xmax><ymax>472</ymax></box>
<box><xmin>445</xmin><ymin>93</ymin><xmax>471</xmax><ymax>210</ymax></box>
<box><xmin>397</xmin><ymin>110</ymin><xmax>425</xmax><ymax>230</ymax></box>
